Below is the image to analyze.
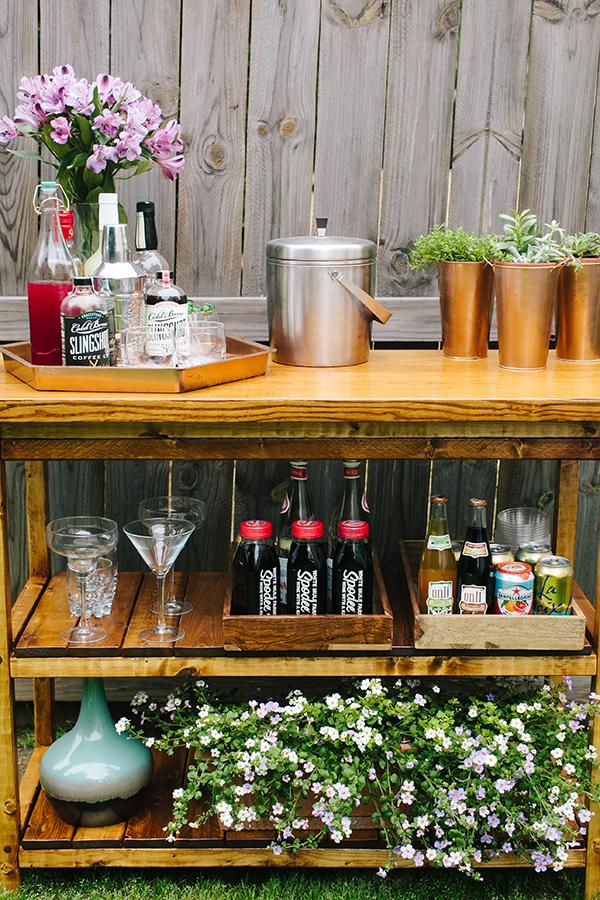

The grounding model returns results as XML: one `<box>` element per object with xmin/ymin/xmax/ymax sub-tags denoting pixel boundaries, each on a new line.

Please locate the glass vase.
<box><xmin>72</xmin><ymin>201</ymin><xmax>128</xmax><ymax>267</ymax></box>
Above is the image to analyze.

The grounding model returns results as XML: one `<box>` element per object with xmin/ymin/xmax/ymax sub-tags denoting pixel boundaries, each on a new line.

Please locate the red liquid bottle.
<box><xmin>27</xmin><ymin>182</ymin><xmax>74</xmax><ymax>365</ymax></box>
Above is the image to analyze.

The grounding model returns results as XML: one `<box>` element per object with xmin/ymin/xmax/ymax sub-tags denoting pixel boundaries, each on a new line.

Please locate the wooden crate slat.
<box><xmin>124</xmin><ymin>747</ymin><xmax>187</xmax><ymax>846</ymax></box>
<box><xmin>174</xmin><ymin>573</ymin><xmax>225</xmax><ymax>655</ymax></box>
<box><xmin>22</xmin><ymin>789</ymin><xmax>75</xmax><ymax>849</ymax></box>
<box><xmin>11</xmin><ymin>577</ymin><xmax>47</xmax><ymax>643</ymax></box>
<box><xmin>72</xmin><ymin>821</ymin><xmax>127</xmax><ymax>849</ymax></box>
<box><xmin>121</xmin><ymin>572</ymin><xmax>188</xmax><ymax>657</ymax></box>
<box><xmin>18</xmin><ymin>747</ymin><xmax>45</xmax><ymax>834</ymax></box>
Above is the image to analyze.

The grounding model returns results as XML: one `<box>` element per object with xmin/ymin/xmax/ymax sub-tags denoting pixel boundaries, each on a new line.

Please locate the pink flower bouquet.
<box><xmin>0</xmin><ymin>65</ymin><xmax>185</xmax><ymax>204</ymax></box>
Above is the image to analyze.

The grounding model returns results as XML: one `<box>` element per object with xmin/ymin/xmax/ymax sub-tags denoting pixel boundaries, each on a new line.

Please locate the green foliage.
<box><xmin>493</xmin><ymin>210</ymin><xmax>566</xmax><ymax>263</ymax></box>
<box><xmin>409</xmin><ymin>226</ymin><xmax>499</xmax><ymax>267</ymax></box>
<box><xmin>123</xmin><ymin>678</ymin><xmax>600</xmax><ymax>881</ymax></box>
<box><xmin>562</xmin><ymin>231</ymin><xmax>600</xmax><ymax>259</ymax></box>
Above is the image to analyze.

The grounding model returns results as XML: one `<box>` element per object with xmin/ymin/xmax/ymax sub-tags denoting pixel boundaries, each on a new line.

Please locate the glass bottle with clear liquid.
<box><xmin>275</xmin><ymin>461</ymin><xmax>317</xmax><ymax>606</ymax></box>
<box><xmin>27</xmin><ymin>181</ymin><xmax>74</xmax><ymax>365</ymax></box>
<box><xmin>418</xmin><ymin>496</ymin><xmax>456</xmax><ymax>614</ymax></box>
<box><xmin>457</xmin><ymin>498</ymin><xmax>493</xmax><ymax>614</ymax></box>
<box><xmin>133</xmin><ymin>201</ymin><xmax>169</xmax><ymax>285</ymax></box>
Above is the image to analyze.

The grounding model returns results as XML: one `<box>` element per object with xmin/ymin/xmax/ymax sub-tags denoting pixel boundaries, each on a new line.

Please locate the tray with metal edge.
<box><xmin>0</xmin><ymin>337</ymin><xmax>273</xmax><ymax>393</ymax></box>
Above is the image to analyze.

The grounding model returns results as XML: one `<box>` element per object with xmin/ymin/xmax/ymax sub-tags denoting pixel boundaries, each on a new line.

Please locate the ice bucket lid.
<box><xmin>266</xmin><ymin>218</ymin><xmax>376</xmax><ymax>263</ymax></box>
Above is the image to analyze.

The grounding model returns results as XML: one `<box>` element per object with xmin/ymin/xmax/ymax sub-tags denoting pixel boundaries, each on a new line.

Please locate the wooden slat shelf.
<box><xmin>17</xmin><ymin>749</ymin><xmax>587</xmax><ymax>869</ymax></box>
<box><xmin>9</xmin><ymin>570</ymin><xmax>597</xmax><ymax>677</ymax></box>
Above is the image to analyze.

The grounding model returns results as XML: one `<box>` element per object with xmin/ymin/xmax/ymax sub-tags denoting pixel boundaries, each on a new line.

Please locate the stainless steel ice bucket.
<box><xmin>266</xmin><ymin>219</ymin><xmax>390</xmax><ymax>367</ymax></box>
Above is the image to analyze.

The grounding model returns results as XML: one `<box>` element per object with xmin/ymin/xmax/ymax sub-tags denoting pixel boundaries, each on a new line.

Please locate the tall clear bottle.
<box><xmin>133</xmin><ymin>201</ymin><xmax>169</xmax><ymax>283</ymax></box>
<box><xmin>92</xmin><ymin>224</ymin><xmax>144</xmax><ymax>360</ymax></box>
<box><xmin>327</xmin><ymin>460</ymin><xmax>370</xmax><ymax>596</ymax></box>
<box><xmin>457</xmin><ymin>498</ymin><xmax>493</xmax><ymax>615</ymax></box>
<box><xmin>84</xmin><ymin>193</ymin><xmax>119</xmax><ymax>276</ymax></box>
<box><xmin>275</xmin><ymin>461</ymin><xmax>317</xmax><ymax>605</ymax></box>
<box><xmin>418</xmin><ymin>496</ymin><xmax>456</xmax><ymax>614</ymax></box>
<box><xmin>27</xmin><ymin>181</ymin><xmax>74</xmax><ymax>365</ymax></box>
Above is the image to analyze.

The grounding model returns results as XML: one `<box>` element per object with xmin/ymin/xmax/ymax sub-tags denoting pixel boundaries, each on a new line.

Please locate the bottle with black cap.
<box><xmin>133</xmin><ymin>201</ymin><xmax>169</xmax><ymax>283</ymax></box>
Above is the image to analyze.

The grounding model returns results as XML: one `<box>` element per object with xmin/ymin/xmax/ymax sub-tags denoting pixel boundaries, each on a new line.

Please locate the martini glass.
<box><xmin>46</xmin><ymin>517</ymin><xmax>118</xmax><ymax>645</ymax></box>
<box><xmin>123</xmin><ymin>518</ymin><xmax>194</xmax><ymax>643</ymax></box>
<box><xmin>138</xmin><ymin>496</ymin><xmax>207</xmax><ymax>616</ymax></box>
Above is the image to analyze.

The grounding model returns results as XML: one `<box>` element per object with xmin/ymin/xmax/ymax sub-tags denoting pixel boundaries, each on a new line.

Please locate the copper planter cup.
<box><xmin>556</xmin><ymin>258</ymin><xmax>600</xmax><ymax>362</ymax></box>
<box><xmin>493</xmin><ymin>262</ymin><xmax>561</xmax><ymax>370</ymax></box>
<box><xmin>437</xmin><ymin>261</ymin><xmax>493</xmax><ymax>359</ymax></box>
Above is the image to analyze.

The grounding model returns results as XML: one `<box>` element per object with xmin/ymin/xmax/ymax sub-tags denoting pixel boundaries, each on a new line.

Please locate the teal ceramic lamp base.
<box><xmin>40</xmin><ymin>678</ymin><xmax>153</xmax><ymax>827</ymax></box>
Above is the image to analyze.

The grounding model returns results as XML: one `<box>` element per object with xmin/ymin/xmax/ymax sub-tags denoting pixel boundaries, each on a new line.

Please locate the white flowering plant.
<box><xmin>122</xmin><ymin>677</ymin><xmax>600</xmax><ymax>879</ymax></box>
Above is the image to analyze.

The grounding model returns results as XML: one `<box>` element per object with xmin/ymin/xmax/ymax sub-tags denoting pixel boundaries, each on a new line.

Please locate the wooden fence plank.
<box><xmin>313</xmin><ymin>0</ymin><xmax>391</xmax><ymax>243</ymax></box>
<box><xmin>104</xmin><ymin>460</ymin><xmax>170</xmax><ymax>571</ymax></box>
<box><xmin>242</xmin><ymin>0</ymin><xmax>320</xmax><ymax>295</ymax></box>
<box><xmin>586</xmin><ymin>55</ymin><xmax>600</xmax><ymax>230</ymax></box>
<box><xmin>378</xmin><ymin>0</ymin><xmax>460</xmax><ymax>296</ymax></box>
<box><xmin>39</xmin><ymin>0</ymin><xmax>110</xmax><ymax>78</ymax></box>
<box><xmin>449</xmin><ymin>0</ymin><xmax>531</xmax><ymax>232</ymax></box>
<box><xmin>367</xmin><ymin>460</ymin><xmax>431</xmax><ymax>569</ymax></box>
<box><xmin>496</xmin><ymin>460</ymin><xmax>558</xmax><ymax>539</ymax></box>
<box><xmin>177</xmin><ymin>0</ymin><xmax>250</xmax><ymax>295</ymax></box>
<box><xmin>110</xmin><ymin>0</ymin><xmax>180</xmax><ymax>267</ymax></box>
<box><xmin>0</xmin><ymin>0</ymin><xmax>38</xmax><ymax>296</ymax></box>
<box><xmin>431</xmin><ymin>460</ymin><xmax>498</xmax><ymax>544</ymax></box>
<box><xmin>576</xmin><ymin>461</ymin><xmax>600</xmax><ymax>604</ymax></box>
<box><xmin>520</xmin><ymin>0</ymin><xmax>600</xmax><ymax>230</ymax></box>
<box><xmin>172</xmin><ymin>460</ymin><xmax>235</xmax><ymax>572</ymax></box>
<box><xmin>5</xmin><ymin>461</ymin><xmax>26</xmax><ymax>599</ymax></box>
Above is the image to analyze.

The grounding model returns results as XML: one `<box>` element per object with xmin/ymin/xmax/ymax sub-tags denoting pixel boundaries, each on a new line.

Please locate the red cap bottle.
<box><xmin>240</xmin><ymin>520</ymin><xmax>273</xmax><ymax>540</ymax></box>
<box><xmin>292</xmin><ymin>519</ymin><xmax>324</xmax><ymax>540</ymax></box>
<box><xmin>338</xmin><ymin>519</ymin><xmax>370</xmax><ymax>540</ymax></box>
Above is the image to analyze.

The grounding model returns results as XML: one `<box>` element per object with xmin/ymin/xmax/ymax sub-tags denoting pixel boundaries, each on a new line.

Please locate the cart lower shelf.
<box><xmin>18</xmin><ymin>749</ymin><xmax>587</xmax><ymax>870</ymax></box>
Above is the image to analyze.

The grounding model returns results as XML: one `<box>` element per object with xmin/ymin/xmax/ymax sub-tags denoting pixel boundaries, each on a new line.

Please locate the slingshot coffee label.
<box><xmin>61</xmin><ymin>311</ymin><xmax>111</xmax><ymax>366</ymax></box>
<box><xmin>258</xmin><ymin>567</ymin><xmax>278</xmax><ymax>615</ymax></box>
<box><xmin>295</xmin><ymin>569</ymin><xmax>318</xmax><ymax>615</ymax></box>
<box><xmin>340</xmin><ymin>568</ymin><xmax>364</xmax><ymax>614</ymax></box>
<box><xmin>145</xmin><ymin>302</ymin><xmax>187</xmax><ymax>357</ymax></box>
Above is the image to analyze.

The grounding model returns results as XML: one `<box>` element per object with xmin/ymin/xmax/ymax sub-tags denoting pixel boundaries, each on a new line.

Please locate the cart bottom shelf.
<box><xmin>18</xmin><ymin>749</ymin><xmax>587</xmax><ymax>870</ymax></box>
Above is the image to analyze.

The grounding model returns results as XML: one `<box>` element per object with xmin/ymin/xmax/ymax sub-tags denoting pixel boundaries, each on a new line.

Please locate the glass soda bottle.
<box><xmin>60</xmin><ymin>276</ymin><xmax>115</xmax><ymax>367</ymax></box>
<box><xmin>231</xmin><ymin>520</ymin><xmax>279</xmax><ymax>615</ymax></box>
<box><xmin>327</xmin><ymin>460</ymin><xmax>370</xmax><ymax>596</ymax></box>
<box><xmin>457</xmin><ymin>498</ymin><xmax>493</xmax><ymax>614</ymax></box>
<box><xmin>27</xmin><ymin>181</ymin><xmax>74</xmax><ymax>365</ymax></box>
<box><xmin>418</xmin><ymin>496</ymin><xmax>456</xmax><ymax>614</ymax></box>
<box><xmin>287</xmin><ymin>519</ymin><xmax>327</xmax><ymax>615</ymax></box>
<box><xmin>332</xmin><ymin>520</ymin><xmax>373</xmax><ymax>615</ymax></box>
<box><xmin>276</xmin><ymin>461</ymin><xmax>317</xmax><ymax>605</ymax></box>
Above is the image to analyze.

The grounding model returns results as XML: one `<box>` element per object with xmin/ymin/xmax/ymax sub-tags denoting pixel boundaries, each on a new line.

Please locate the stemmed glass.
<box><xmin>138</xmin><ymin>496</ymin><xmax>207</xmax><ymax>616</ymax></box>
<box><xmin>46</xmin><ymin>517</ymin><xmax>118</xmax><ymax>645</ymax></box>
<box><xmin>123</xmin><ymin>518</ymin><xmax>194</xmax><ymax>643</ymax></box>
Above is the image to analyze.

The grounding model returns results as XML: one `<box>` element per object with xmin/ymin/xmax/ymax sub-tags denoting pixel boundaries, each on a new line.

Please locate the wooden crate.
<box><xmin>223</xmin><ymin>557</ymin><xmax>393</xmax><ymax>652</ymax></box>
<box><xmin>399</xmin><ymin>541</ymin><xmax>587</xmax><ymax>652</ymax></box>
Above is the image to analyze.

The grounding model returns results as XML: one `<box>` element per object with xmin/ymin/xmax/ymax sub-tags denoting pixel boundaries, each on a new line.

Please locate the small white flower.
<box><xmin>432</xmin><ymin>685</ymin><xmax>440</xmax><ymax>694</ymax></box>
<box><xmin>115</xmin><ymin>717</ymin><xmax>129</xmax><ymax>734</ymax></box>
<box><xmin>550</xmin><ymin>747</ymin><xmax>564</xmax><ymax>761</ymax></box>
<box><xmin>145</xmin><ymin>737</ymin><xmax>155</xmax><ymax>748</ymax></box>
<box><xmin>172</xmin><ymin>788</ymin><xmax>184</xmax><ymax>799</ymax></box>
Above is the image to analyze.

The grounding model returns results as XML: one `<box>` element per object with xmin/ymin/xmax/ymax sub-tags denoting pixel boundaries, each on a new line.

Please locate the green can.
<box><xmin>534</xmin><ymin>555</ymin><xmax>573</xmax><ymax>615</ymax></box>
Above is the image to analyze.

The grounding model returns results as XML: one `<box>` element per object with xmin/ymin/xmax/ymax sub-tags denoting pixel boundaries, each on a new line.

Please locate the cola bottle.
<box><xmin>327</xmin><ymin>460</ymin><xmax>370</xmax><ymax>597</ymax></box>
<box><xmin>231</xmin><ymin>520</ymin><xmax>279</xmax><ymax>615</ymax></box>
<box><xmin>332</xmin><ymin>520</ymin><xmax>373</xmax><ymax>615</ymax></box>
<box><xmin>276</xmin><ymin>461</ymin><xmax>317</xmax><ymax>605</ymax></box>
<box><xmin>457</xmin><ymin>498</ymin><xmax>493</xmax><ymax>614</ymax></box>
<box><xmin>287</xmin><ymin>519</ymin><xmax>327</xmax><ymax>615</ymax></box>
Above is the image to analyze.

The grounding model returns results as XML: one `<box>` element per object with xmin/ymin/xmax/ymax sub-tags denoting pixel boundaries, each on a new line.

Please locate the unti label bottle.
<box><xmin>457</xmin><ymin>498</ymin><xmax>493</xmax><ymax>614</ymax></box>
<box><xmin>418</xmin><ymin>496</ymin><xmax>456</xmax><ymax>614</ymax></box>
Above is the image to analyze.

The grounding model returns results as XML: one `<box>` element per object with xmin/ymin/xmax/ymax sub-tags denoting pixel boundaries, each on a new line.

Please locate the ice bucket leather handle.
<box><xmin>329</xmin><ymin>270</ymin><xmax>392</xmax><ymax>325</ymax></box>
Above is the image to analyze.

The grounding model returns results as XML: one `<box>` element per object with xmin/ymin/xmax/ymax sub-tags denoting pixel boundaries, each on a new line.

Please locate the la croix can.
<box><xmin>534</xmin><ymin>555</ymin><xmax>573</xmax><ymax>615</ymax></box>
<box><xmin>516</xmin><ymin>542</ymin><xmax>552</xmax><ymax>568</ymax></box>
<box><xmin>494</xmin><ymin>561</ymin><xmax>534</xmax><ymax>616</ymax></box>
<box><xmin>490</xmin><ymin>543</ymin><xmax>514</xmax><ymax>568</ymax></box>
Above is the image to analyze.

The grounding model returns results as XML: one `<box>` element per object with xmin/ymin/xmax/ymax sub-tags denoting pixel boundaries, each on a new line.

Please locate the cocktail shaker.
<box><xmin>93</xmin><ymin>225</ymin><xmax>143</xmax><ymax>359</ymax></box>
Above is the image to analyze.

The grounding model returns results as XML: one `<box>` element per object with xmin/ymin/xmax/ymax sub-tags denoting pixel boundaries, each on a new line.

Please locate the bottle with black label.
<box><xmin>231</xmin><ymin>520</ymin><xmax>279</xmax><ymax>615</ymax></box>
<box><xmin>275</xmin><ymin>461</ymin><xmax>318</xmax><ymax>606</ymax></box>
<box><xmin>133</xmin><ymin>200</ymin><xmax>169</xmax><ymax>285</ymax></box>
<box><xmin>60</xmin><ymin>276</ymin><xmax>114</xmax><ymax>367</ymax></box>
<box><xmin>144</xmin><ymin>270</ymin><xmax>188</xmax><ymax>362</ymax></box>
<box><xmin>287</xmin><ymin>519</ymin><xmax>327</xmax><ymax>615</ymax></box>
<box><xmin>332</xmin><ymin>520</ymin><xmax>373</xmax><ymax>615</ymax></box>
<box><xmin>327</xmin><ymin>460</ymin><xmax>370</xmax><ymax>598</ymax></box>
<box><xmin>457</xmin><ymin>498</ymin><xmax>493</xmax><ymax>614</ymax></box>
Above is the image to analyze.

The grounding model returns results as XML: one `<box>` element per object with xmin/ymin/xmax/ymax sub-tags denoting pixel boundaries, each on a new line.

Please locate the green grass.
<box><xmin>0</xmin><ymin>869</ymin><xmax>587</xmax><ymax>900</ymax></box>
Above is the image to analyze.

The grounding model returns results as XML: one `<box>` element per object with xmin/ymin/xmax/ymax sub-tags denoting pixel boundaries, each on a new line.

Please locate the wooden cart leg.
<box><xmin>25</xmin><ymin>462</ymin><xmax>54</xmax><ymax>744</ymax></box>
<box><xmin>0</xmin><ymin>463</ymin><xmax>21</xmax><ymax>889</ymax></box>
<box><xmin>585</xmin><ymin>547</ymin><xmax>600</xmax><ymax>899</ymax></box>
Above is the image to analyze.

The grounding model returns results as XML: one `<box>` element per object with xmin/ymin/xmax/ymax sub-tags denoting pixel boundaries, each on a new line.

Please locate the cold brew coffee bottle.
<box><xmin>457</xmin><ymin>498</ymin><xmax>493</xmax><ymax>614</ymax></box>
<box><xmin>287</xmin><ymin>519</ymin><xmax>327</xmax><ymax>615</ymax></box>
<box><xmin>231</xmin><ymin>520</ymin><xmax>279</xmax><ymax>615</ymax></box>
<box><xmin>418</xmin><ymin>496</ymin><xmax>456</xmax><ymax>614</ymax></box>
<box><xmin>332</xmin><ymin>520</ymin><xmax>373</xmax><ymax>615</ymax></box>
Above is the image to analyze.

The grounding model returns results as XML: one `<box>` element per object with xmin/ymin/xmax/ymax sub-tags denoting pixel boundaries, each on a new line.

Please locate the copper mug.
<box><xmin>438</xmin><ymin>261</ymin><xmax>493</xmax><ymax>359</ymax></box>
<box><xmin>556</xmin><ymin>259</ymin><xmax>600</xmax><ymax>362</ymax></box>
<box><xmin>493</xmin><ymin>262</ymin><xmax>561</xmax><ymax>370</ymax></box>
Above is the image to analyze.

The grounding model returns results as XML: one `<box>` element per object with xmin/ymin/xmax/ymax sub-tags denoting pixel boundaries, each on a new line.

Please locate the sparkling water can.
<box><xmin>494</xmin><ymin>561</ymin><xmax>534</xmax><ymax>616</ymax></box>
<box><xmin>534</xmin><ymin>555</ymin><xmax>573</xmax><ymax>615</ymax></box>
<box><xmin>490</xmin><ymin>543</ymin><xmax>514</xmax><ymax>568</ymax></box>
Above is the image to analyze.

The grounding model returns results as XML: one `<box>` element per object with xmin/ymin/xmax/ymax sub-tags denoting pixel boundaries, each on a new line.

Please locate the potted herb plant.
<box><xmin>492</xmin><ymin>210</ymin><xmax>566</xmax><ymax>370</ymax></box>
<box><xmin>556</xmin><ymin>232</ymin><xmax>600</xmax><ymax>363</ymax></box>
<box><xmin>409</xmin><ymin>226</ymin><xmax>498</xmax><ymax>360</ymax></box>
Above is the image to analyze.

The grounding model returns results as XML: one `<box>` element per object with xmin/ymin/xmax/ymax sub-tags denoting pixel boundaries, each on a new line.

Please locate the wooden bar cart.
<box><xmin>0</xmin><ymin>350</ymin><xmax>599</xmax><ymax>894</ymax></box>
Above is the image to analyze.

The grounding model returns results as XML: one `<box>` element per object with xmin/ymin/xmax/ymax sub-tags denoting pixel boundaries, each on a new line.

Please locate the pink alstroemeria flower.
<box><xmin>0</xmin><ymin>116</ymin><xmax>17</xmax><ymax>144</ymax></box>
<box><xmin>50</xmin><ymin>116</ymin><xmax>71</xmax><ymax>144</ymax></box>
<box><xmin>93</xmin><ymin>108</ymin><xmax>122</xmax><ymax>138</ymax></box>
<box><xmin>156</xmin><ymin>154</ymin><xmax>185</xmax><ymax>181</ymax></box>
<box><xmin>86</xmin><ymin>143</ymin><xmax>118</xmax><ymax>173</ymax></box>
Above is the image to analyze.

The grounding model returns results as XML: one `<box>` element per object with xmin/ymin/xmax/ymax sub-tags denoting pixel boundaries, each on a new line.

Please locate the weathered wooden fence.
<box><xmin>0</xmin><ymin>0</ymin><xmax>598</xmax><ymax>604</ymax></box>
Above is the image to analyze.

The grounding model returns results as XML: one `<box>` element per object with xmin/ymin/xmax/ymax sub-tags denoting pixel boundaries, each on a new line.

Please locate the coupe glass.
<box><xmin>138</xmin><ymin>496</ymin><xmax>207</xmax><ymax>616</ymax></box>
<box><xmin>123</xmin><ymin>518</ymin><xmax>194</xmax><ymax>643</ymax></box>
<box><xmin>46</xmin><ymin>517</ymin><xmax>118</xmax><ymax>645</ymax></box>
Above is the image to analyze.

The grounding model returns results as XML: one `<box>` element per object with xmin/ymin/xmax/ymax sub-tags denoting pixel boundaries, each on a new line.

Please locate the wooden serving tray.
<box><xmin>1</xmin><ymin>337</ymin><xmax>272</xmax><ymax>393</ymax></box>
<box><xmin>223</xmin><ymin>557</ymin><xmax>393</xmax><ymax>652</ymax></box>
<box><xmin>399</xmin><ymin>541</ymin><xmax>586</xmax><ymax>652</ymax></box>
